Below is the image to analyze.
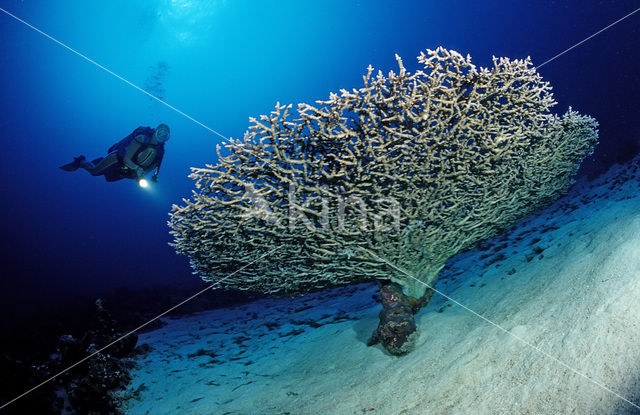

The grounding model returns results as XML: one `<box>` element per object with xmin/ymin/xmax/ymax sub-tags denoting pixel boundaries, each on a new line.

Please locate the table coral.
<box><xmin>169</xmin><ymin>47</ymin><xmax>598</xmax><ymax>354</ymax></box>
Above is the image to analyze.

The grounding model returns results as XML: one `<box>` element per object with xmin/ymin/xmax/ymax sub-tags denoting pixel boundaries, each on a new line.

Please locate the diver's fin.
<box><xmin>59</xmin><ymin>162</ymin><xmax>78</xmax><ymax>171</ymax></box>
<box><xmin>59</xmin><ymin>155</ymin><xmax>86</xmax><ymax>172</ymax></box>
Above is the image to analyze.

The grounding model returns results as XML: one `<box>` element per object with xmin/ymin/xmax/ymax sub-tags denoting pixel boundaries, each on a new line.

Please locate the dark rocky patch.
<box><xmin>532</xmin><ymin>246</ymin><xmax>545</xmax><ymax>255</ymax></box>
<box><xmin>281</xmin><ymin>328</ymin><xmax>306</xmax><ymax>337</ymax></box>
<box><xmin>485</xmin><ymin>253</ymin><xmax>506</xmax><ymax>266</ymax></box>
<box><xmin>0</xmin><ymin>281</ymin><xmax>257</xmax><ymax>415</ymax></box>
<box><xmin>291</xmin><ymin>319</ymin><xmax>322</xmax><ymax>328</ymax></box>
<box><xmin>232</xmin><ymin>335</ymin><xmax>251</xmax><ymax>345</ymax></box>
<box><xmin>293</xmin><ymin>305</ymin><xmax>314</xmax><ymax>313</ymax></box>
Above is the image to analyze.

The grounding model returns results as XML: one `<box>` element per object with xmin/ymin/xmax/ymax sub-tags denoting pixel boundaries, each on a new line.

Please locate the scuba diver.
<box><xmin>60</xmin><ymin>124</ymin><xmax>170</xmax><ymax>183</ymax></box>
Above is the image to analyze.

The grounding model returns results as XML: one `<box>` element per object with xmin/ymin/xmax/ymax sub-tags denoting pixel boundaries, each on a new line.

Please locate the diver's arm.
<box><xmin>122</xmin><ymin>135</ymin><xmax>144</xmax><ymax>174</ymax></box>
<box><xmin>151</xmin><ymin>153</ymin><xmax>164</xmax><ymax>182</ymax></box>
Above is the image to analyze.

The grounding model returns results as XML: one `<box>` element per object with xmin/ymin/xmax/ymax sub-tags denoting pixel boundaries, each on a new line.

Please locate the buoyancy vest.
<box><xmin>109</xmin><ymin>126</ymin><xmax>165</xmax><ymax>169</ymax></box>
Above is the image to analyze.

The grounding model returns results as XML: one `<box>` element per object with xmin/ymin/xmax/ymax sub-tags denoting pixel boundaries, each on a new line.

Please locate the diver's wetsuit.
<box><xmin>78</xmin><ymin>127</ymin><xmax>165</xmax><ymax>182</ymax></box>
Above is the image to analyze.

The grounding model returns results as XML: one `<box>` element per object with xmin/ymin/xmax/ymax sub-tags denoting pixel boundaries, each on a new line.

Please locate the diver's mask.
<box><xmin>153</xmin><ymin>123</ymin><xmax>170</xmax><ymax>143</ymax></box>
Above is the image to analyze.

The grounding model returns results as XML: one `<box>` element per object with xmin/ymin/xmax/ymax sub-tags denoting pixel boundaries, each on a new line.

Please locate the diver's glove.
<box><xmin>151</xmin><ymin>174</ymin><xmax>158</xmax><ymax>183</ymax></box>
<box><xmin>135</xmin><ymin>167</ymin><xmax>145</xmax><ymax>178</ymax></box>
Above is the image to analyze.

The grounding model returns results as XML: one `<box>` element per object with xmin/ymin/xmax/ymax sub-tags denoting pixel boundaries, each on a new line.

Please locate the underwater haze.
<box><xmin>0</xmin><ymin>0</ymin><xmax>639</xmax><ymax>414</ymax></box>
<box><xmin>1</xmin><ymin>0</ymin><xmax>639</xmax><ymax>307</ymax></box>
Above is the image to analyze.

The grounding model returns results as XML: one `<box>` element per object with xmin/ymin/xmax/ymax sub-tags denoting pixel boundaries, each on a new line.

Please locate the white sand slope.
<box><xmin>122</xmin><ymin>156</ymin><xmax>640</xmax><ymax>415</ymax></box>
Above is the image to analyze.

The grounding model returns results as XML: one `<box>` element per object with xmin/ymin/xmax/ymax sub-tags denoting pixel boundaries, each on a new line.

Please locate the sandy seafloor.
<box><xmin>121</xmin><ymin>156</ymin><xmax>640</xmax><ymax>415</ymax></box>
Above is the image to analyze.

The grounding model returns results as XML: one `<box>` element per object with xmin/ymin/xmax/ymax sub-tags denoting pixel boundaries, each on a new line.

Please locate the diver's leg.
<box><xmin>80</xmin><ymin>153</ymin><xmax>119</xmax><ymax>176</ymax></box>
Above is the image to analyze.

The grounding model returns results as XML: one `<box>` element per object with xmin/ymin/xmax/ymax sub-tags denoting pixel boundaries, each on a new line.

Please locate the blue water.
<box><xmin>0</xmin><ymin>0</ymin><xmax>638</xmax><ymax>311</ymax></box>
